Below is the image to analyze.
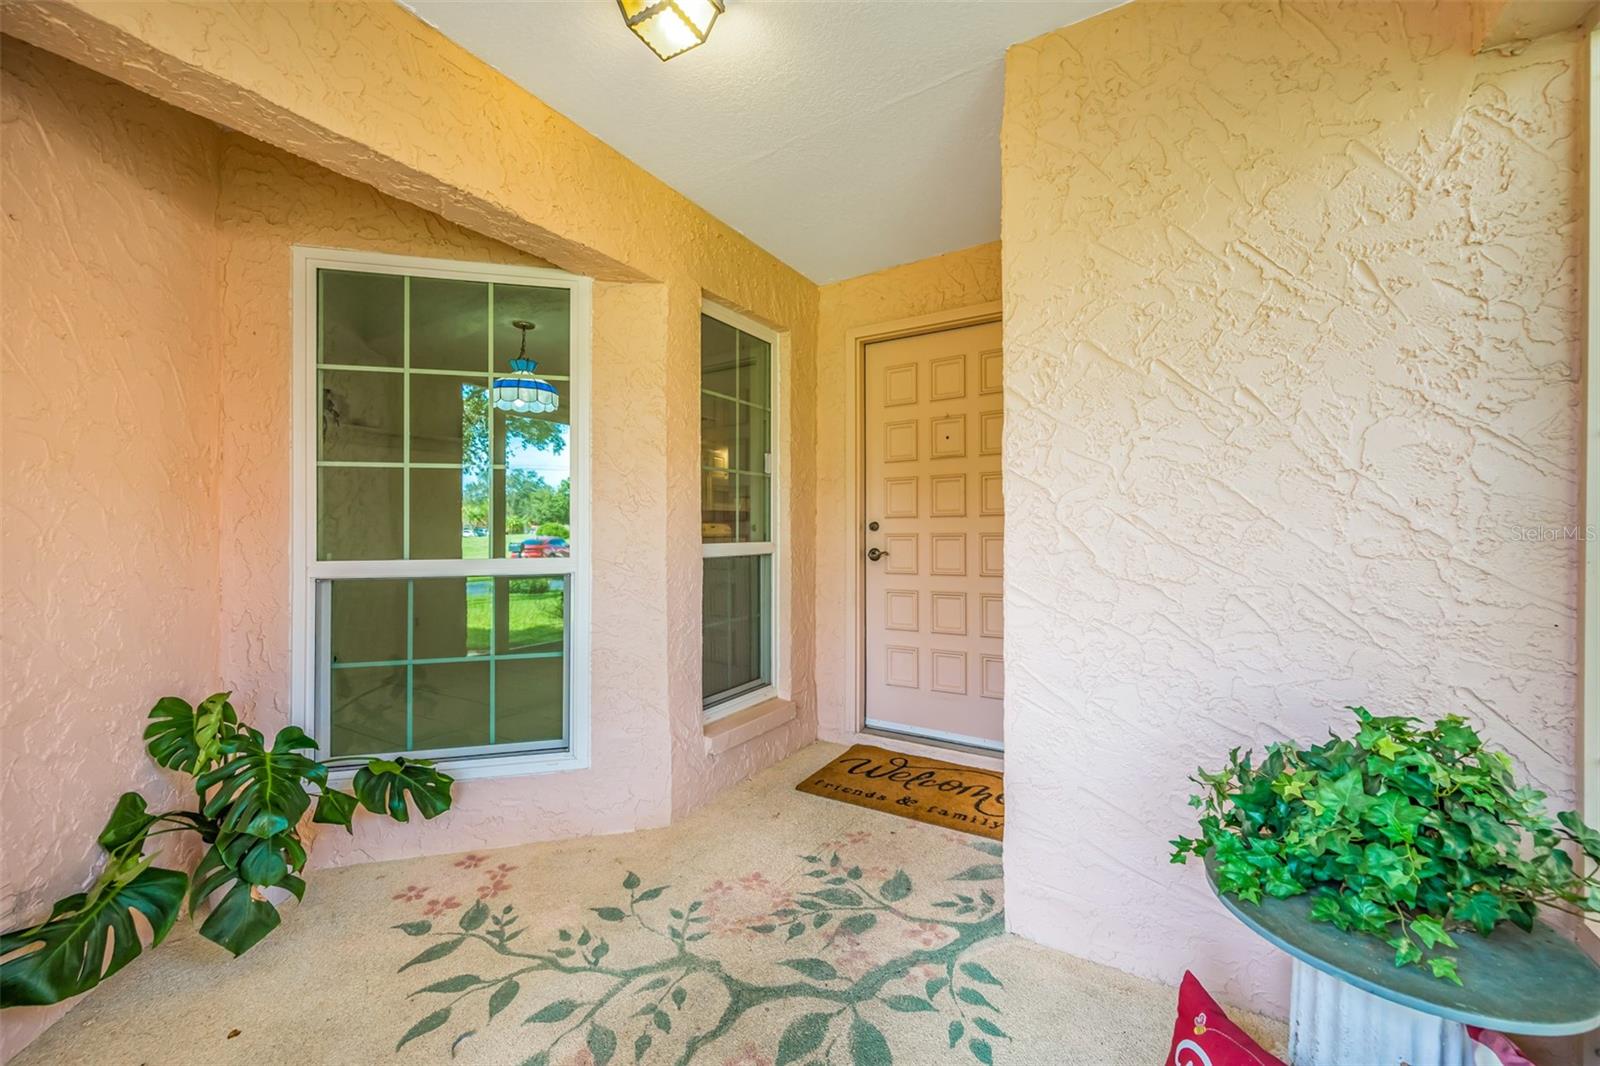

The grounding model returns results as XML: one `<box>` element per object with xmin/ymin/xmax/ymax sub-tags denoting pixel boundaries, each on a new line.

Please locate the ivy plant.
<box><xmin>0</xmin><ymin>692</ymin><xmax>454</xmax><ymax>1007</ymax></box>
<box><xmin>1171</xmin><ymin>707</ymin><xmax>1600</xmax><ymax>984</ymax></box>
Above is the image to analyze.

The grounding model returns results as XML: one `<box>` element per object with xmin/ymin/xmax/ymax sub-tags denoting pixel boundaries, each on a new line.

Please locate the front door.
<box><xmin>862</xmin><ymin>320</ymin><xmax>1002</xmax><ymax>751</ymax></box>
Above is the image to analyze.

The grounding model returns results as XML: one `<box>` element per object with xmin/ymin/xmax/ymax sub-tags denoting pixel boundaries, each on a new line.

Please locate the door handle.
<box><xmin>867</xmin><ymin>547</ymin><xmax>888</xmax><ymax>562</ymax></box>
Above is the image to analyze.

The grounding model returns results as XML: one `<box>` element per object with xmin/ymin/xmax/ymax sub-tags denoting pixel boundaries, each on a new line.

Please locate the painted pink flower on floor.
<box><xmin>903</xmin><ymin>921</ymin><xmax>953</xmax><ymax>948</ymax></box>
<box><xmin>720</xmin><ymin>1043</ymin><xmax>771</xmax><ymax>1066</ymax></box>
<box><xmin>422</xmin><ymin>895</ymin><xmax>462</xmax><ymax>918</ymax></box>
<box><xmin>477</xmin><ymin>864</ymin><xmax>515</xmax><ymax>899</ymax></box>
<box><xmin>702</xmin><ymin>879</ymin><xmax>735</xmax><ymax>899</ymax></box>
<box><xmin>453</xmin><ymin>853</ymin><xmax>488</xmax><ymax>869</ymax></box>
<box><xmin>558</xmin><ymin>1049</ymin><xmax>595</xmax><ymax>1066</ymax></box>
<box><xmin>736</xmin><ymin>872</ymin><xmax>772</xmax><ymax>890</ymax></box>
<box><xmin>391</xmin><ymin>884</ymin><xmax>428</xmax><ymax>903</ymax></box>
<box><xmin>833</xmin><ymin>938</ymin><xmax>879</xmax><ymax>979</ymax></box>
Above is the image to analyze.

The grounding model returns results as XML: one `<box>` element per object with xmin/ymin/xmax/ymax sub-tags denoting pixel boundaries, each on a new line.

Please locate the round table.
<box><xmin>1205</xmin><ymin>857</ymin><xmax>1600</xmax><ymax>1065</ymax></box>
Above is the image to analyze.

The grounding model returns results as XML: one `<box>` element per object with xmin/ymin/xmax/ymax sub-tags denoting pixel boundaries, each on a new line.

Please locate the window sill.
<box><xmin>703</xmin><ymin>697</ymin><xmax>796</xmax><ymax>756</ymax></box>
<box><xmin>324</xmin><ymin>748</ymin><xmax>588</xmax><ymax>785</ymax></box>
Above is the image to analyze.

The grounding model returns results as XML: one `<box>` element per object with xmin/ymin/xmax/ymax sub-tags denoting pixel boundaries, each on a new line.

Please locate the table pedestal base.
<box><xmin>1289</xmin><ymin>959</ymin><xmax>1474</xmax><ymax>1066</ymax></box>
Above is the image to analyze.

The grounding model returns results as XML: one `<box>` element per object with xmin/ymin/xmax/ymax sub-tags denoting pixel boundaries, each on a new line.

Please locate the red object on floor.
<box><xmin>1468</xmin><ymin>1026</ymin><xmax>1537</xmax><ymax>1066</ymax></box>
<box><xmin>1168</xmin><ymin>971</ymin><xmax>1286</xmax><ymax>1066</ymax></box>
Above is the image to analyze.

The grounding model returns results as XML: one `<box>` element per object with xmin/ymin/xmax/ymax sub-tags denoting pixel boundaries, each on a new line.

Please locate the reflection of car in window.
<box><xmin>508</xmin><ymin>536</ymin><xmax>570</xmax><ymax>558</ymax></box>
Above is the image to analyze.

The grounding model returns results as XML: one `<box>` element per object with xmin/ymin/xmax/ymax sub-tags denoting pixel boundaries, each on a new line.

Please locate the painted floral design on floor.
<box><xmin>391</xmin><ymin>836</ymin><xmax>1008</xmax><ymax>1065</ymax></box>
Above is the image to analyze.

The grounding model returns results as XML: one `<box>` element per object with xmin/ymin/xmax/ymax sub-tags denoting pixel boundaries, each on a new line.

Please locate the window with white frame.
<box><xmin>292</xmin><ymin>249</ymin><xmax>590</xmax><ymax>774</ymax></box>
<box><xmin>701</xmin><ymin>304</ymin><xmax>782</xmax><ymax>718</ymax></box>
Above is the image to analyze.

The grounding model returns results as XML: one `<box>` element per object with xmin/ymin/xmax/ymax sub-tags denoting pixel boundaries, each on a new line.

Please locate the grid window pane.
<box><xmin>498</xmin><ymin>383</ymin><xmax>572</xmax><ymax>555</ymax></box>
<box><xmin>312</xmin><ymin>263</ymin><xmax>577</xmax><ymax>761</ymax></box>
<box><xmin>700</xmin><ymin>311</ymin><xmax>777</xmax><ymax>710</ymax></box>
<box><xmin>410</xmin><ymin>277</ymin><xmax>488</xmax><ymax>372</ymax></box>
<box><xmin>320</xmin><ymin>270</ymin><xmax>403</xmax><ymax>368</ymax></box>
<box><xmin>322</xmin><ymin>576</ymin><xmax>567</xmax><ymax>759</ymax></box>
<box><xmin>318</xmin><ymin>466</ymin><xmax>402</xmax><ymax>560</ymax></box>
<box><xmin>320</xmin><ymin>370</ymin><xmax>403</xmax><ymax>462</ymax></box>
<box><xmin>702</xmin><ymin>554</ymin><xmax>771</xmax><ymax>704</ymax></box>
<box><xmin>495</xmin><ymin>284</ymin><xmax>572</xmax><ymax>379</ymax></box>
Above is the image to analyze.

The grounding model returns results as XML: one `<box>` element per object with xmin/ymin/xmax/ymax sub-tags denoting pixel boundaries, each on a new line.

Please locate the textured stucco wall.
<box><xmin>813</xmin><ymin>244</ymin><xmax>1002</xmax><ymax>739</ymax></box>
<box><xmin>212</xmin><ymin>136</ymin><xmax>680</xmax><ymax>861</ymax></box>
<box><xmin>3</xmin><ymin>0</ymin><xmax>823</xmax><ymax>832</ymax></box>
<box><xmin>2</xmin><ymin>30</ymin><xmax>822</xmax><ymax>1053</ymax></box>
<box><xmin>0</xmin><ymin>40</ymin><xmax>225</xmax><ymax>1056</ymax></box>
<box><xmin>1001</xmin><ymin>0</ymin><xmax>1583</xmax><ymax>1015</ymax></box>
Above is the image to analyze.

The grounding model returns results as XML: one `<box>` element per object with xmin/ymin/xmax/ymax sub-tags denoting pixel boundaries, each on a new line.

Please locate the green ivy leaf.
<box><xmin>1558</xmin><ymin>810</ymin><xmax>1600</xmax><ymax>862</ymax></box>
<box><xmin>592</xmin><ymin>907</ymin><xmax>627</xmax><ymax>922</ymax></box>
<box><xmin>948</xmin><ymin>1020</ymin><xmax>964</xmax><ymax>1048</ymax></box>
<box><xmin>633</xmin><ymin>886</ymin><xmax>669</xmax><ymax>903</ymax></box>
<box><xmin>623</xmin><ymin>872</ymin><xmax>641</xmax><ymax>892</ymax></box>
<box><xmin>950</xmin><ymin>865</ymin><xmax>1003</xmax><ymax>882</ymax></box>
<box><xmin>1428</xmin><ymin>956</ymin><xmax>1462</xmax><ymax>985</ymax></box>
<box><xmin>671</xmin><ymin>985</ymin><xmax>687</xmax><ymax>1009</ymax></box>
<box><xmin>395</xmin><ymin>920</ymin><xmax>432</xmax><ymax>936</ymax></box>
<box><xmin>1449</xmin><ymin>891</ymin><xmax>1504</xmax><ymax>936</ymax></box>
<box><xmin>969</xmin><ymin>1038</ymin><xmax>994</xmax><ymax>1064</ymax></box>
<box><xmin>633</xmin><ymin>1032</ymin><xmax>652</xmax><ymax>1063</ymax></box>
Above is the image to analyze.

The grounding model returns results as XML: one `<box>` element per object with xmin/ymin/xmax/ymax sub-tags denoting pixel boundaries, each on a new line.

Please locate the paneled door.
<box><xmin>862</xmin><ymin>321</ymin><xmax>1003</xmax><ymax>751</ymax></box>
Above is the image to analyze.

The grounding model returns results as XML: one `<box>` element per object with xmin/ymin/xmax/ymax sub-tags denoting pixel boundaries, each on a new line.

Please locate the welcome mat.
<box><xmin>796</xmin><ymin>744</ymin><xmax>1003</xmax><ymax>839</ymax></box>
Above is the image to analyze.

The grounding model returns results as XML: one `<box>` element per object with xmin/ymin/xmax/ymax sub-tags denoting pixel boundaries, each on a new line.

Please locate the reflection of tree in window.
<box><xmin>459</xmin><ymin>388</ymin><xmax>571</xmax><ymax>534</ymax></box>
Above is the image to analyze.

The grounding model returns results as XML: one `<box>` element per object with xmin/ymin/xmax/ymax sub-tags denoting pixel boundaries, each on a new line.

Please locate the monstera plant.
<box><xmin>0</xmin><ymin>692</ymin><xmax>455</xmax><ymax>1007</ymax></box>
<box><xmin>1172</xmin><ymin>707</ymin><xmax>1600</xmax><ymax>984</ymax></box>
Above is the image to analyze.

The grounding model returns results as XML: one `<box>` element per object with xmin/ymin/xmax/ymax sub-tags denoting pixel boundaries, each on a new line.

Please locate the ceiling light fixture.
<box><xmin>617</xmin><ymin>0</ymin><xmax>723</xmax><ymax>61</ymax></box>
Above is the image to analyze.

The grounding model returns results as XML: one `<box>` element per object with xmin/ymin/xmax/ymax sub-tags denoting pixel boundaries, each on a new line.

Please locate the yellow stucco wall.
<box><xmin>1001</xmin><ymin>0</ymin><xmax>1584</xmax><ymax>1015</ymax></box>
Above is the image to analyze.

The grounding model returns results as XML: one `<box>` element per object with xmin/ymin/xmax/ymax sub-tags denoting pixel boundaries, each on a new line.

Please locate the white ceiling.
<box><xmin>401</xmin><ymin>0</ymin><xmax>1123</xmax><ymax>283</ymax></box>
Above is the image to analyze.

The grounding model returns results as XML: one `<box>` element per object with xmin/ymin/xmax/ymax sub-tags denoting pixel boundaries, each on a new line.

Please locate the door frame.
<box><xmin>840</xmin><ymin>302</ymin><xmax>1004</xmax><ymax>769</ymax></box>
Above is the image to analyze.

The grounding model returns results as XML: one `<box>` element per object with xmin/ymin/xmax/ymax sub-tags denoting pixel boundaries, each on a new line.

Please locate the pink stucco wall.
<box><xmin>0</xmin><ymin>40</ymin><xmax>225</xmax><ymax>1056</ymax></box>
<box><xmin>1001</xmin><ymin>0</ymin><xmax>1584</xmax><ymax>1018</ymax></box>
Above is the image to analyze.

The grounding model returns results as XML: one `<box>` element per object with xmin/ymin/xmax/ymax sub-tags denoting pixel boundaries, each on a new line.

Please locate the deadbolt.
<box><xmin>868</xmin><ymin>521</ymin><xmax>880</xmax><ymax>531</ymax></box>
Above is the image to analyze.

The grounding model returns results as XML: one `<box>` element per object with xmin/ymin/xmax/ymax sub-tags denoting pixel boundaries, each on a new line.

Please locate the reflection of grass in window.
<box><xmin>464</xmin><ymin>586</ymin><xmax>564</xmax><ymax>651</ymax></box>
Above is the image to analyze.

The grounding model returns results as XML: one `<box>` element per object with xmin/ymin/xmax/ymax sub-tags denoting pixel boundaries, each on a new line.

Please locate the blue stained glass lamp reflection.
<box><xmin>492</xmin><ymin>319</ymin><xmax>559</xmax><ymax>414</ymax></box>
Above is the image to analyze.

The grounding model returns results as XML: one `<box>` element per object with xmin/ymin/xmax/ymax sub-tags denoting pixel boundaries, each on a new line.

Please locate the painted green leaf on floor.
<box><xmin>391</xmin><ymin>840</ymin><xmax>1011</xmax><ymax>1064</ymax></box>
<box><xmin>850</xmin><ymin>1016</ymin><xmax>891</xmax><ymax>1066</ymax></box>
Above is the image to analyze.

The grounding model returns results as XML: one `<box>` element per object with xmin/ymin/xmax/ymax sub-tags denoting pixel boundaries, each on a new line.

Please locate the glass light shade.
<box><xmin>617</xmin><ymin>0</ymin><xmax>723</xmax><ymax>61</ymax></box>
<box><xmin>493</xmin><ymin>359</ymin><xmax>560</xmax><ymax>414</ymax></box>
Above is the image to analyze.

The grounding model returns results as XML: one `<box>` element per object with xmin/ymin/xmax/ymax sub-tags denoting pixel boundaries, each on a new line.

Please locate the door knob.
<box><xmin>867</xmin><ymin>547</ymin><xmax>888</xmax><ymax>562</ymax></box>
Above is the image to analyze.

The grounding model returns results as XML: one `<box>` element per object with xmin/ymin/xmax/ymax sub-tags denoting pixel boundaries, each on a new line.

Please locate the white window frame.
<box><xmin>290</xmin><ymin>246</ymin><xmax>592</xmax><ymax>781</ymax></box>
<box><xmin>701</xmin><ymin>300</ymin><xmax>788</xmax><ymax>723</ymax></box>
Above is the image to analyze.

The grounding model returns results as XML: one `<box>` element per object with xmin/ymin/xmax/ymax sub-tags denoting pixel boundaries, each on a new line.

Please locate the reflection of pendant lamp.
<box><xmin>492</xmin><ymin>320</ymin><xmax>559</xmax><ymax>414</ymax></box>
